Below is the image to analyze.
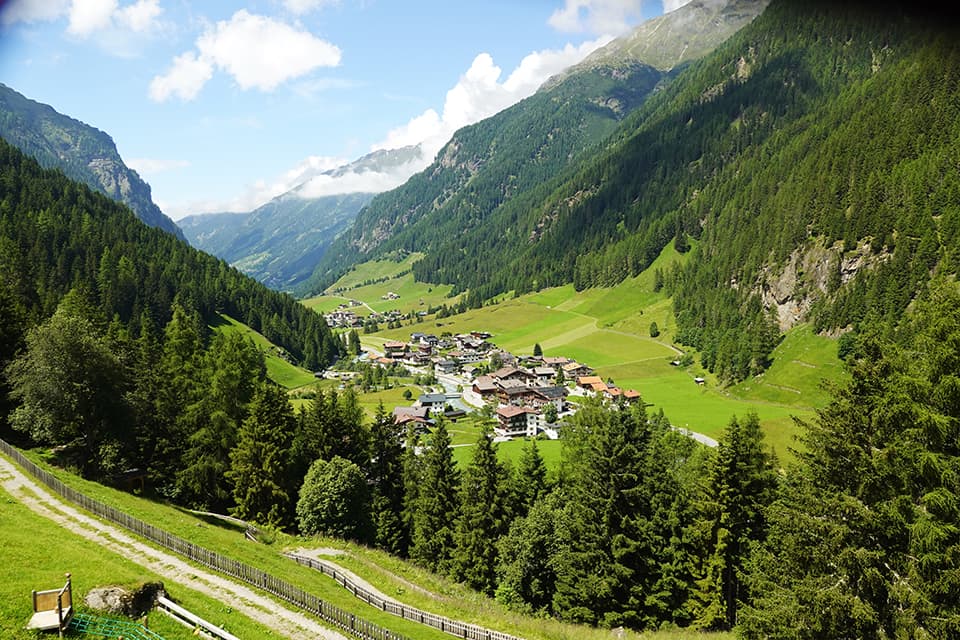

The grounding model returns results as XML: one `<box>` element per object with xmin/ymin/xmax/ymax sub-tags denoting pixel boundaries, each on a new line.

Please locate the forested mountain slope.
<box><xmin>181</xmin><ymin>192</ymin><xmax>374</xmax><ymax>290</ymax></box>
<box><xmin>300</xmin><ymin>0</ymin><xmax>769</xmax><ymax>298</ymax></box>
<box><xmin>0</xmin><ymin>83</ymin><xmax>184</xmax><ymax>239</ymax></box>
<box><xmin>0</xmin><ymin>138</ymin><xmax>340</xmax><ymax>372</ymax></box>
<box><xmin>317</xmin><ymin>0</ymin><xmax>960</xmax><ymax>383</ymax></box>
<box><xmin>181</xmin><ymin>146</ymin><xmax>421</xmax><ymax>291</ymax></box>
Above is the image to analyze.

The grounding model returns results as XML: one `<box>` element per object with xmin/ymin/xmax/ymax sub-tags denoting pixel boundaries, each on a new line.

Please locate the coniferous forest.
<box><xmin>3</xmin><ymin>1</ymin><xmax>960</xmax><ymax>638</ymax></box>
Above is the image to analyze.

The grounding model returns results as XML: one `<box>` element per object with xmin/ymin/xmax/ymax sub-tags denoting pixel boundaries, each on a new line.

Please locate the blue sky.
<box><xmin>0</xmin><ymin>0</ymin><xmax>683</xmax><ymax>219</ymax></box>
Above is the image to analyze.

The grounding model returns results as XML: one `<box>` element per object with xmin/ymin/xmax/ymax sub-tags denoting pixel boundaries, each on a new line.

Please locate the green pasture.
<box><xmin>323</xmin><ymin>253</ymin><xmax>425</xmax><ymax>291</ymax></box>
<box><xmin>212</xmin><ymin>313</ymin><xmax>317</xmax><ymax>389</ymax></box>
<box><xmin>0</xmin><ymin>474</ymin><xmax>281</xmax><ymax>640</ymax></box>
<box><xmin>11</xmin><ymin>450</ymin><xmax>457</xmax><ymax>640</ymax></box>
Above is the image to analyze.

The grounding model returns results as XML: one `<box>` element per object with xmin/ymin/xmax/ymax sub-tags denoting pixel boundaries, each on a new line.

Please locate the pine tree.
<box><xmin>368</xmin><ymin>402</ymin><xmax>407</xmax><ymax>554</ymax></box>
<box><xmin>410</xmin><ymin>418</ymin><xmax>460</xmax><ymax>573</ymax></box>
<box><xmin>691</xmin><ymin>413</ymin><xmax>777</xmax><ymax>630</ymax></box>
<box><xmin>453</xmin><ymin>427</ymin><xmax>509</xmax><ymax>594</ymax></box>
<box><xmin>227</xmin><ymin>381</ymin><xmax>296</xmax><ymax>528</ymax></box>
<box><xmin>512</xmin><ymin>438</ymin><xmax>548</xmax><ymax>518</ymax></box>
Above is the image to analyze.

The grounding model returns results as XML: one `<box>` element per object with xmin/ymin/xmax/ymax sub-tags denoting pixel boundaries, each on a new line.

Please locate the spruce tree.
<box><xmin>368</xmin><ymin>402</ymin><xmax>407</xmax><ymax>554</ymax></box>
<box><xmin>410</xmin><ymin>418</ymin><xmax>460</xmax><ymax>573</ymax></box>
<box><xmin>512</xmin><ymin>438</ymin><xmax>548</xmax><ymax>518</ymax></box>
<box><xmin>453</xmin><ymin>427</ymin><xmax>509</xmax><ymax>594</ymax></box>
<box><xmin>227</xmin><ymin>381</ymin><xmax>296</xmax><ymax>528</ymax></box>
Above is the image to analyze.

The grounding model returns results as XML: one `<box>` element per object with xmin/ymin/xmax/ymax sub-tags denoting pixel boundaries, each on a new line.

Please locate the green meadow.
<box><xmin>342</xmin><ymin>243</ymin><xmax>843</xmax><ymax>462</ymax></box>
<box><xmin>212</xmin><ymin>313</ymin><xmax>318</xmax><ymax>390</ymax></box>
<box><xmin>0</xmin><ymin>478</ymin><xmax>281</xmax><ymax>640</ymax></box>
<box><xmin>302</xmin><ymin>253</ymin><xmax>462</xmax><ymax>317</ymax></box>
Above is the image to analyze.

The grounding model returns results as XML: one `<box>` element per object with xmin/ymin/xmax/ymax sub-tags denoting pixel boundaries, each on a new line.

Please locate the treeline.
<box><xmin>0</xmin><ymin>138</ymin><xmax>341</xmax><ymax>370</ymax></box>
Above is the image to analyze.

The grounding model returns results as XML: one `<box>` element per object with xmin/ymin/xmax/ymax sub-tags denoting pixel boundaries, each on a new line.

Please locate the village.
<box><xmin>343</xmin><ymin>328</ymin><xmax>644</xmax><ymax>440</ymax></box>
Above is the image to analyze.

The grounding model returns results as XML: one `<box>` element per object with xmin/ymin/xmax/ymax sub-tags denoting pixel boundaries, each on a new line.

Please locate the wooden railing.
<box><xmin>284</xmin><ymin>553</ymin><xmax>523</xmax><ymax>640</ymax></box>
<box><xmin>0</xmin><ymin>439</ymin><xmax>411</xmax><ymax>640</ymax></box>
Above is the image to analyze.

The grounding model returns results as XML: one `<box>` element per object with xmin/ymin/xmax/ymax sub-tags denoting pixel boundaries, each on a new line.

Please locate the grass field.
<box><xmin>346</xmin><ymin>242</ymin><xmax>841</xmax><ymax>463</ymax></box>
<box><xmin>302</xmin><ymin>253</ymin><xmax>462</xmax><ymax>318</ymax></box>
<box><xmin>6</xmin><ymin>449</ymin><xmax>731</xmax><ymax>640</ymax></box>
<box><xmin>212</xmin><ymin>313</ymin><xmax>318</xmax><ymax>390</ymax></box>
<box><xmin>0</xmin><ymin>478</ymin><xmax>282</xmax><ymax>640</ymax></box>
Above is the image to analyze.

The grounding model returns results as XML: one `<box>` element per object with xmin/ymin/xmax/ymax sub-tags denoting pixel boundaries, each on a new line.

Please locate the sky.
<box><xmin>0</xmin><ymin>0</ymin><xmax>688</xmax><ymax>219</ymax></box>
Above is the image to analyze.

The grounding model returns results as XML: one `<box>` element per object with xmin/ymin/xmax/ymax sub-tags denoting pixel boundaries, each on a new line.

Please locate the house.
<box><xmin>563</xmin><ymin>362</ymin><xmax>593</xmax><ymax>378</ymax></box>
<box><xmin>532</xmin><ymin>366</ymin><xmax>556</xmax><ymax>385</ymax></box>
<box><xmin>416</xmin><ymin>393</ymin><xmax>448</xmax><ymax>413</ymax></box>
<box><xmin>622</xmin><ymin>389</ymin><xmax>641</xmax><ymax>404</ymax></box>
<box><xmin>694</xmin><ymin>377</ymin><xmax>706</xmax><ymax>385</ymax></box>
<box><xmin>498</xmin><ymin>383</ymin><xmax>537</xmax><ymax>407</ymax></box>
<box><xmin>530</xmin><ymin>385</ymin><xmax>567</xmax><ymax>412</ymax></box>
<box><xmin>434</xmin><ymin>359</ymin><xmax>459</xmax><ymax>375</ymax></box>
<box><xmin>393</xmin><ymin>406</ymin><xmax>433</xmax><ymax>431</ymax></box>
<box><xmin>495</xmin><ymin>405</ymin><xmax>540</xmax><ymax>438</ymax></box>
<box><xmin>472</xmin><ymin>376</ymin><xmax>499</xmax><ymax>401</ymax></box>
<box><xmin>577</xmin><ymin>375</ymin><xmax>605</xmax><ymax>391</ymax></box>
<box><xmin>490</xmin><ymin>366</ymin><xmax>536</xmax><ymax>386</ymax></box>
<box><xmin>543</xmin><ymin>356</ymin><xmax>571</xmax><ymax>369</ymax></box>
<box><xmin>383</xmin><ymin>341</ymin><xmax>407</xmax><ymax>357</ymax></box>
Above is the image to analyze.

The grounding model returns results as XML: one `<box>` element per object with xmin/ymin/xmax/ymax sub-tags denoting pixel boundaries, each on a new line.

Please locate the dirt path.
<box><xmin>292</xmin><ymin>548</ymin><xmax>445</xmax><ymax>603</ymax></box>
<box><xmin>0</xmin><ymin>455</ymin><xmax>349</xmax><ymax>640</ymax></box>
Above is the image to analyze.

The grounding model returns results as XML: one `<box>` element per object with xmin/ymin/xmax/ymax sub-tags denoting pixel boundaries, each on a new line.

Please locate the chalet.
<box><xmin>472</xmin><ymin>376</ymin><xmax>499</xmax><ymax>401</ymax></box>
<box><xmin>498</xmin><ymin>383</ymin><xmax>537</xmax><ymax>407</ymax></box>
<box><xmin>563</xmin><ymin>362</ymin><xmax>592</xmax><ymax>378</ymax></box>
<box><xmin>622</xmin><ymin>389</ymin><xmax>641</xmax><ymax>404</ymax></box>
<box><xmin>416</xmin><ymin>393</ymin><xmax>448</xmax><ymax>413</ymax></box>
<box><xmin>532</xmin><ymin>366</ymin><xmax>556</xmax><ymax>385</ymax></box>
<box><xmin>470</xmin><ymin>331</ymin><xmax>493</xmax><ymax>340</ymax></box>
<box><xmin>393</xmin><ymin>406</ymin><xmax>433</xmax><ymax>431</ymax></box>
<box><xmin>543</xmin><ymin>356</ymin><xmax>572</xmax><ymax>369</ymax></box>
<box><xmin>495</xmin><ymin>405</ymin><xmax>540</xmax><ymax>438</ymax></box>
<box><xmin>530</xmin><ymin>385</ymin><xmax>567</xmax><ymax>411</ymax></box>
<box><xmin>577</xmin><ymin>375</ymin><xmax>605</xmax><ymax>391</ymax></box>
<box><xmin>490</xmin><ymin>366</ymin><xmax>536</xmax><ymax>386</ymax></box>
<box><xmin>448</xmin><ymin>349</ymin><xmax>484</xmax><ymax>365</ymax></box>
<box><xmin>434</xmin><ymin>359</ymin><xmax>459</xmax><ymax>375</ymax></box>
<box><xmin>383</xmin><ymin>341</ymin><xmax>407</xmax><ymax>357</ymax></box>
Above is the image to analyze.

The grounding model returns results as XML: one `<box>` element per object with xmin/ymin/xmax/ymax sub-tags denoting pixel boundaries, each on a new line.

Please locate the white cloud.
<box><xmin>150</xmin><ymin>10</ymin><xmax>341</xmax><ymax>102</ymax></box>
<box><xmin>0</xmin><ymin>0</ymin><xmax>70</xmax><ymax>25</ymax></box>
<box><xmin>373</xmin><ymin>37</ymin><xmax>610</xmax><ymax>163</ymax></box>
<box><xmin>548</xmin><ymin>0</ymin><xmax>645</xmax><ymax>36</ymax></box>
<box><xmin>116</xmin><ymin>0</ymin><xmax>161</xmax><ymax>32</ymax></box>
<box><xmin>149</xmin><ymin>51</ymin><xmax>213</xmax><ymax>102</ymax></box>
<box><xmin>127</xmin><ymin>157</ymin><xmax>191</xmax><ymax>176</ymax></box>
<box><xmin>296</xmin><ymin>160</ymin><xmax>426</xmax><ymax>199</ymax></box>
<box><xmin>663</xmin><ymin>0</ymin><xmax>693</xmax><ymax>12</ymax></box>
<box><xmin>67</xmin><ymin>0</ymin><xmax>117</xmax><ymax>36</ymax></box>
<box><xmin>283</xmin><ymin>0</ymin><xmax>338</xmax><ymax>16</ymax></box>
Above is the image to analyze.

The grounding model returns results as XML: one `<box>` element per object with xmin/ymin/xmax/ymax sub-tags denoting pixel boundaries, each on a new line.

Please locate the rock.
<box><xmin>84</xmin><ymin>582</ymin><xmax>165</xmax><ymax>617</ymax></box>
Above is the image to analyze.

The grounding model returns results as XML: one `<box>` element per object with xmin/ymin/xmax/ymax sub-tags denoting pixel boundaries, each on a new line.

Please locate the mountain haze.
<box><xmin>0</xmin><ymin>83</ymin><xmax>184</xmax><ymax>240</ymax></box>
<box><xmin>301</xmin><ymin>0</ymin><xmax>769</xmax><ymax>298</ymax></box>
<box><xmin>181</xmin><ymin>146</ymin><xmax>421</xmax><ymax>290</ymax></box>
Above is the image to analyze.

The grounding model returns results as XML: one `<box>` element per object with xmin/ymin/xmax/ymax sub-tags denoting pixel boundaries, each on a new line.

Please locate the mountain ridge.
<box><xmin>0</xmin><ymin>83</ymin><xmax>184</xmax><ymax>240</ymax></box>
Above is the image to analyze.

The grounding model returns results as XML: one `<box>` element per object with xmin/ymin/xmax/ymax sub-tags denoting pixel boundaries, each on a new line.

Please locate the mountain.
<box><xmin>180</xmin><ymin>146</ymin><xmax>421</xmax><ymax>290</ymax></box>
<box><xmin>0</xmin><ymin>83</ymin><xmax>183</xmax><ymax>240</ymax></box>
<box><xmin>300</xmin><ymin>0</ymin><xmax>769</xmax><ymax>297</ymax></box>
<box><xmin>0</xmin><ymin>136</ymin><xmax>340</xmax><ymax>371</ymax></box>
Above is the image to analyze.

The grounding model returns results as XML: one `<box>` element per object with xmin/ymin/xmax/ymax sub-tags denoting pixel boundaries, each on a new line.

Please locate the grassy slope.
<box><xmin>0</xmin><ymin>481</ymin><xmax>280</xmax><ymax>640</ymax></box>
<box><xmin>6</xmin><ymin>450</ymin><xmax>729</xmax><ymax>640</ymax></box>
<box><xmin>352</xmin><ymin>244</ymin><xmax>845</xmax><ymax>462</ymax></box>
<box><xmin>302</xmin><ymin>253</ymin><xmax>462</xmax><ymax>317</ymax></box>
<box><xmin>212</xmin><ymin>313</ymin><xmax>318</xmax><ymax>390</ymax></box>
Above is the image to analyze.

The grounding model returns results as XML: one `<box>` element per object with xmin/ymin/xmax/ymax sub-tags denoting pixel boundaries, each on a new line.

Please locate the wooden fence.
<box><xmin>284</xmin><ymin>553</ymin><xmax>522</xmax><ymax>640</ymax></box>
<box><xmin>0</xmin><ymin>439</ymin><xmax>411</xmax><ymax>640</ymax></box>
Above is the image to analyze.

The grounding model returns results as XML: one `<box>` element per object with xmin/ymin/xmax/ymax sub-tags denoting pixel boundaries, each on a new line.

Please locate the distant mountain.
<box><xmin>300</xmin><ymin>0</ymin><xmax>769</xmax><ymax>297</ymax></box>
<box><xmin>181</xmin><ymin>146</ymin><xmax>421</xmax><ymax>290</ymax></box>
<box><xmin>0</xmin><ymin>83</ymin><xmax>183</xmax><ymax>240</ymax></box>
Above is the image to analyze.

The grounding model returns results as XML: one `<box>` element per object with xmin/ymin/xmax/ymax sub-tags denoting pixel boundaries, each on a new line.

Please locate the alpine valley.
<box><xmin>2</xmin><ymin>1</ymin><xmax>960</xmax><ymax>639</ymax></box>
